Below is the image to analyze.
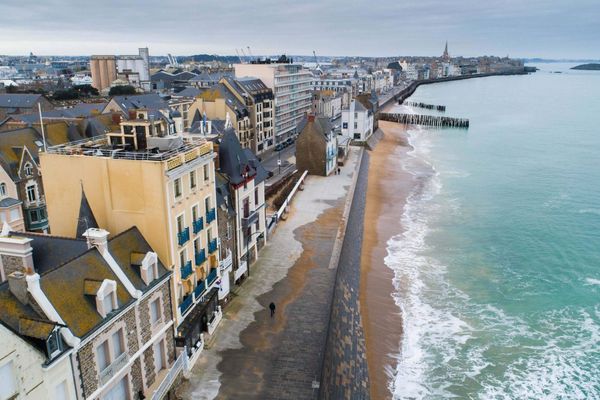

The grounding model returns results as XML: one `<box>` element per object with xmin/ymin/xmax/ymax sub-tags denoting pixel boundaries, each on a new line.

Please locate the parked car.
<box><xmin>275</xmin><ymin>143</ymin><xmax>283</xmax><ymax>151</ymax></box>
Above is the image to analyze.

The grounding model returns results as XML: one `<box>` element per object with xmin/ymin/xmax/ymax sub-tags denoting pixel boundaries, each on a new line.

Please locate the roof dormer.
<box><xmin>84</xmin><ymin>279</ymin><xmax>118</xmax><ymax>318</ymax></box>
<box><xmin>131</xmin><ymin>251</ymin><xmax>159</xmax><ymax>286</ymax></box>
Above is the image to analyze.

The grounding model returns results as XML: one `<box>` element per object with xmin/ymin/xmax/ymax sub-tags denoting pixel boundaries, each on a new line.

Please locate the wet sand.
<box><xmin>360</xmin><ymin>121</ymin><xmax>416</xmax><ymax>399</ymax></box>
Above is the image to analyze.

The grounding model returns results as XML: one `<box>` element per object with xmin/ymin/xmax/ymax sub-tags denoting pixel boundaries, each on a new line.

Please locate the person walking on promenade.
<box><xmin>269</xmin><ymin>302</ymin><xmax>276</xmax><ymax>318</ymax></box>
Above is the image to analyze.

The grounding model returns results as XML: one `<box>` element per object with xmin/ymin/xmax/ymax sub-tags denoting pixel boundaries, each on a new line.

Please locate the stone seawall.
<box><xmin>319</xmin><ymin>149</ymin><xmax>371</xmax><ymax>400</ymax></box>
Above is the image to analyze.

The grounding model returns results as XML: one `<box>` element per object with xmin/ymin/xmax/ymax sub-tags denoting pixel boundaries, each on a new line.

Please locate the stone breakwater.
<box><xmin>379</xmin><ymin>112</ymin><xmax>470</xmax><ymax>128</ymax></box>
<box><xmin>319</xmin><ymin>149</ymin><xmax>371</xmax><ymax>400</ymax></box>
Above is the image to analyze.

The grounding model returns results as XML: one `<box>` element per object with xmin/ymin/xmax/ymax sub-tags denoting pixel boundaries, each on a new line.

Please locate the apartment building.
<box><xmin>220</xmin><ymin>77</ymin><xmax>275</xmax><ymax>154</ymax></box>
<box><xmin>234</xmin><ymin>61</ymin><xmax>312</xmax><ymax>143</ymax></box>
<box><xmin>40</xmin><ymin>120</ymin><xmax>225</xmax><ymax>366</ymax></box>
<box><xmin>216</xmin><ymin>129</ymin><xmax>268</xmax><ymax>283</ymax></box>
<box><xmin>341</xmin><ymin>99</ymin><xmax>374</xmax><ymax>141</ymax></box>
<box><xmin>188</xmin><ymin>84</ymin><xmax>253</xmax><ymax>149</ymax></box>
<box><xmin>0</xmin><ymin>226</ymin><xmax>178</xmax><ymax>400</ymax></box>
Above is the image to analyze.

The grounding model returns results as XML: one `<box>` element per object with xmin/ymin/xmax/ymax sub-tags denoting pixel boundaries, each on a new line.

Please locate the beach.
<box><xmin>360</xmin><ymin>120</ymin><xmax>419</xmax><ymax>399</ymax></box>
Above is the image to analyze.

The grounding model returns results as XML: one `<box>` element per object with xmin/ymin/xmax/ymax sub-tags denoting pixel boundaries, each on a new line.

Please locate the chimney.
<box><xmin>0</xmin><ymin>235</ymin><xmax>35</xmax><ymax>281</ymax></box>
<box><xmin>8</xmin><ymin>271</ymin><xmax>29</xmax><ymax>305</ymax></box>
<box><xmin>82</xmin><ymin>228</ymin><xmax>110</xmax><ymax>253</ymax></box>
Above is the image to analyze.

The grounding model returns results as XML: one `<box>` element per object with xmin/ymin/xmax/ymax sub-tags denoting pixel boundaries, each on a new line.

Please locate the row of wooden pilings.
<box><xmin>379</xmin><ymin>112</ymin><xmax>470</xmax><ymax>128</ymax></box>
<box><xmin>403</xmin><ymin>101</ymin><xmax>446</xmax><ymax>112</ymax></box>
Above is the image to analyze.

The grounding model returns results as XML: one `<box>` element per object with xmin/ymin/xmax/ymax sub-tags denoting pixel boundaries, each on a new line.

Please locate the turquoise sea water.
<box><xmin>387</xmin><ymin>64</ymin><xmax>600</xmax><ymax>399</ymax></box>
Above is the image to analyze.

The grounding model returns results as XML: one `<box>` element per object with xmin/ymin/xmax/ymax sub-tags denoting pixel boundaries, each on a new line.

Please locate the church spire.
<box><xmin>76</xmin><ymin>185</ymin><xmax>99</xmax><ymax>237</ymax></box>
<box><xmin>443</xmin><ymin>41</ymin><xmax>450</xmax><ymax>61</ymax></box>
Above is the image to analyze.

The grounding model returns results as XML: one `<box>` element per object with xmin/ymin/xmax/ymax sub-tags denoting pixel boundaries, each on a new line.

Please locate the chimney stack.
<box><xmin>8</xmin><ymin>271</ymin><xmax>29</xmax><ymax>305</ymax></box>
<box><xmin>0</xmin><ymin>235</ymin><xmax>34</xmax><ymax>281</ymax></box>
<box><xmin>83</xmin><ymin>228</ymin><xmax>110</xmax><ymax>253</ymax></box>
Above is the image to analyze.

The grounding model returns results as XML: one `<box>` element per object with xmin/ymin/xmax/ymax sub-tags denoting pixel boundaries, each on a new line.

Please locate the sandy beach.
<box><xmin>360</xmin><ymin>121</ymin><xmax>416</xmax><ymax>399</ymax></box>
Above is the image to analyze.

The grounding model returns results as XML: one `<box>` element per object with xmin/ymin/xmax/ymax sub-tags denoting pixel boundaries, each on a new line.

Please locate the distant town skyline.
<box><xmin>1</xmin><ymin>0</ymin><xmax>599</xmax><ymax>58</ymax></box>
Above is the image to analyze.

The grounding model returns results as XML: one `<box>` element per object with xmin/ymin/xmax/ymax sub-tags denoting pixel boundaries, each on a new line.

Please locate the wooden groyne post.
<box><xmin>379</xmin><ymin>112</ymin><xmax>469</xmax><ymax>128</ymax></box>
<box><xmin>402</xmin><ymin>101</ymin><xmax>446</xmax><ymax>112</ymax></box>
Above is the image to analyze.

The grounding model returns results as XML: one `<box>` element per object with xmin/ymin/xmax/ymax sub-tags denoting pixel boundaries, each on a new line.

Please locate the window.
<box><xmin>24</xmin><ymin>162</ymin><xmax>33</xmax><ymax>177</ymax></box>
<box><xmin>342</xmin><ymin>122</ymin><xmax>348</xmax><ymax>129</ymax></box>
<box><xmin>0</xmin><ymin>361</ymin><xmax>17</xmax><ymax>399</ymax></box>
<box><xmin>179</xmin><ymin>249</ymin><xmax>187</xmax><ymax>268</ymax></box>
<box><xmin>102</xmin><ymin>295</ymin><xmax>113</xmax><ymax>315</ymax></box>
<box><xmin>29</xmin><ymin>209</ymin><xmax>45</xmax><ymax>223</ymax></box>
<box><xmin>174</xmin><ymin>178</ymin><xmax>182</xmax><ymax>198</ymax></box>
<box><xmin>192</xmin><ymin>205</ymin><xmax>198</xmax><ymax>222</ymax></box>
<box><xmin>190</xmin><ymin>171</ymin><xmax>196</xmax><ymax>189</ymax></box>
<box><xmin>194</xmin><ymin>238</ymin><xmax>201</xmax><ymax>254</ymax></box>
<box><xmin>150</xmin><ymin>298</ymin><xmax>161</xmax><ymax>326</ymax></box>
<box><xmin>203</xmin><ymin>164</ymin><xmax>209</xmax><ymax>181</ymax></box>
<box><xmin>354</xmin><ymin>122</ymin><xmax>358</xmax><ymax>129</ymax></box>
<box><xmin>254</xmin><ymin>188</ymin><xmax>259</xmax><ymax>207</ymax></box>
<box><xmin>26</xmin><ymin>184</ymin><xmax>37</xmax><ymax>202</ymax></box>
<box><xmin>47</xmin><ymin>329</ymin><xmax>63</xmax><ymax>358</ymax></box>
<box><xmin>103</xmin><ymin>376</ymin><xmax>128</xmax><ymax>400</ymax></box>
<box><xmin>97</xmin><ymin>340</ymin><xmax>110</xmax><ymax>371</ymax></box>
<box><xmin>0</xmin><ymin>183</ymin><xmax>6</xmax><ymax>197</ymax></box>
<box><xmin>153</xmin><ymin>340</ymin><xmax>165</xmax><ymax>373</ymax></box>
<box><xmin>54</xmin><ymin>381</ymin><xmax>69</xmax><ymax>400</ymax></box>
<box><xmin>204</xmin><ymin>197</ymin><xmax>211</xmax><ymax>213</ymax></box>
<box><xmin>177</xmin><ymin>215</ymin><xmax>184</xmax><ymax>233</ymax></box>
<box><xmin>112</xmin><ymin>330</ymin><xmax>124</xmax><ymax>358</ymax></box>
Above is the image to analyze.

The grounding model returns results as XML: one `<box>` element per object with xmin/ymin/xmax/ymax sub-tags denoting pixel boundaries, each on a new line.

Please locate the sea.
<box><xmin>386</xmin><ymin>63</ymin><xmax>600</xmax><ymax>399</ymax></box>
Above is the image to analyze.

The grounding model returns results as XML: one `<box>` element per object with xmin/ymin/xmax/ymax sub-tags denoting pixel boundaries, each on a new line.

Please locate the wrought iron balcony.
<box><xmin>99</xmin><ymin>352</ymin><xmax>129</xmax><ymax>386</ymax></box>
<box><xmin>192</xmin><ymin>217</ymin><xmax>204</xmax><ymax>234</ymax></box>
<box><xmin>194</xmin><ymin>280</ymin><xmax>206</xmax><ymax>298</ymax></box>
<box><xmin>207</xmin><ymin>268</ymin><xmax>218</xmax><ymax>286</ymax></box>
<box><xmin>180</xmin><ymin>261</ymin><xmax>193</xmax><ymax>280</ymax></box>
<box><xmin>242</xmin><ymin>209</ymin><xmax>259</xmax><ymax>228</ymax></box>
<box><xmin>208</xmin><ymin>238</ymin><xmax>218</xmax><ymax>254</ymax></box>
<box><xmin>179</xmin><ymin>294</ymin><xmax>193</xmax><ymax>315</ymax></box>
<box><xmin>195</xmin><ymin>249</ymin><xmax>206</xmax><ymax>266</ymax></box>
<box><xmin>206</xmin><ymin>208</ymin><xmax>216</xmax><ymax>224</ymax></box>
<box><xmin>177</xmin><ymin>227</ymin><xmax>190</xmax><ymax>246</ymax></box>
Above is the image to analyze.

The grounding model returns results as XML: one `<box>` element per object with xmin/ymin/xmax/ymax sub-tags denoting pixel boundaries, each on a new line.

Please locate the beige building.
<box><xmin>234</xmin><ymin>60</ymin><xmax>312</xmax><ymax>142</ymax></box>
<box><xmin>188</xmin><ymin>84</ymin><xmax>253</xmax><ymax>149</ymax></box>
<box><xmin>90</xmin><ymin>56</ymin><xmax>117</xmax><ymax>92</ymax></box>
<box><xmin>40</xmin><ymin>121</ymin><xmax>225</xmax><ymax>365</ymax></box>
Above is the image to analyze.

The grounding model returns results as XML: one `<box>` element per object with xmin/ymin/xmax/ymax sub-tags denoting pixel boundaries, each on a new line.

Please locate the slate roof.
<box><xmin>173</xmin><ymin>86</ymin><xmax>202</xmax><ymax>98</ymax></box>
<box><xmin>297</xmin><ymin>115</ymin><xmax>334</xmax><ymax>141</ymax></box>
<box><xmin>108</xmin><ymin>93</ymin><xmax>169</xmax><ymax>114</ymax></box>
<box><xmin>151</xmin><ymin>71</ymin><xmax>198</xmax><ymax>83</ymax></box>
<box><xmin>189</xmin><ymin>71</ymin><xmax>233</xmax><ymax>83</ymax></box>
<box><xmin>0</xmin><ymin>128</ymin><xmax>43</xmax><ymax>180</ymax></box>
<box><xmin>0</xmin><ymin>197</ymin><xmax>21</xmax><ymax>208</ymax></box>
<box><xmin>0</xmin><ymin>94</ymin><xmax>44</xmax><ymax>109</ymax></box>
<box><xmin>243</xmin><ymin>149</ymin><xmax>269</xmax><ymax>184</ymax></box>
<box><xmin>0</xmin><ymin>226</ymin><xmax>170</xmax><ymax>350</ymax></box>
<box><xmin>10</xmin><ymin>232</ymin><xmax>88</xmax><ymax>275</ymax></box>
<box><xmin>76</xmin><ymin>189</ymin><xmax>98</xmax><ymax>238</ymax></box>
<box><xmin>354</xmin><ymin>100</ymin><xmax>368</xmax><ymax>113</ymax></box>
<box><xmin>218</xmin><ymin>128</ymin><xmax>257</xmax><ymax>186</ymax></box>
<box><xmin>215</xmin><ymin>173</ymin><xmax>235</xmax><ymax>214</ymax></box>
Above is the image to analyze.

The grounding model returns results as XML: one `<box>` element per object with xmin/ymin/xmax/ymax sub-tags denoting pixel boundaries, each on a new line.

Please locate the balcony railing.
<box><xmin>177</xmin><ymin>227</ymin><xmax>190</xmax><ymax>246</ymax></box>
<box><xmin>151</xmin><ymin>349</ymin><xmax>186</xmax><ymax>400</ymax></box>
<box><xmin>181</xmin><ymin>261</ymin><xmax>193</xmax><ymax>280</ymax></box>
<box><xmin>195</xmin><ymin>249</ymin><xmax>206</xmax><ymax>266</ymax></box>
<box><xmin>206</xmin><ymin>208</ymin><xmax>216</xmax><ymax>224</ymax></box>
<box><xmin>208</xmin><ymin>238</ymin><xmax>218</xmax><ymax>254</ymax></box>
<box><xmin>207</xmin><ymin>268</ymin><xmax>218</xmax><ymax>286</ymax></box>
<box><xmin>194</xmin><ymin>280</ymin><xmax>206</xmax><ymax>298</ymax></box>
<box><xmin>99</xmin><ymin>352</ymin><xmax>129</xmax><ymax>386</ymax></box>
<box><xmin>242</xmin><ymin>210</ymin><xmax>259</xmax><ymax>228</ymax></box>
<box><xmin>192</xmin><ymin>218</ymin><xmax>204</xmax><ymax>234</ymax></box>
<box><xmin>179</xmin><ymin>294</ymin><xmax>193</xmax><ymax>315</ymax></box>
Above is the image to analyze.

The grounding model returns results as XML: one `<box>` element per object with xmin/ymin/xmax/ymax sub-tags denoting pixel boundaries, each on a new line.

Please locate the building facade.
<box><xmin>234</xmin><ymin>61</ymin><xmax>312</xmax><ymax>143</ymax></box>
<box><xmin>341</xmin><ymin>99</ymin><xmax>373</xmax><ymax>141</ymax></box>
<box><xmin>40</xmin><ymin>121</ymin><xmax>225</xmax><ymax>366</ymax></box>
<box><xmin>296</xmin><ymin>115</ymin><xmax>337</xmax><ymax>177</ymax></box>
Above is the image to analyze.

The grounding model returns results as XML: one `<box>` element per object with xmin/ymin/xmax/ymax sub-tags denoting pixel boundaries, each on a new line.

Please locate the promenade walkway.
<box><xmin>177</xmin><ymin>147</ymin><xmax>361</xmax><ymax>400</ymax></box>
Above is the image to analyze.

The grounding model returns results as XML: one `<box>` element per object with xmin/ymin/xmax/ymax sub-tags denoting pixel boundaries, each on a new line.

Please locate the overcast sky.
<box><xmin>1</xmin><ymin>0</ymin><xmax>598</xmax><ymax>58</ymax></box>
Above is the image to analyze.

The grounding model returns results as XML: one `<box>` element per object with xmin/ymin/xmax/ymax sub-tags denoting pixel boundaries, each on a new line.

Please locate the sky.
<box><xmin>1</xmin><ymin>0</ymin><xmax>599</xmax><ymax>58</ymax></box>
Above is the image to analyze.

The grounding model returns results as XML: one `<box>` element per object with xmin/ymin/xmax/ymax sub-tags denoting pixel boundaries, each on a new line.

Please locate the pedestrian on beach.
<box><xmin>269</xmin><ymin>302</ymin><xmax>276</xmax><ymax>317</ymax></box>
<box><xmin>337</xmin><ymin>167</ymin><xmax>341</xmax><ymax>175</ymax></box>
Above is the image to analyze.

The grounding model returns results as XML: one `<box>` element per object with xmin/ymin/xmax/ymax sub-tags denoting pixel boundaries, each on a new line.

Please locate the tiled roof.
<box><xmin>0</xmin><ymin>94</ymin><xmax>44</xmax><ymax>109</ymax></box>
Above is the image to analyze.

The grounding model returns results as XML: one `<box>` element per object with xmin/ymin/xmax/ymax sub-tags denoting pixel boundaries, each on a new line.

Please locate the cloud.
<box><xmin>0</xmin><ymin>0</ymin><xmax>598</xmax><ymax>58</ymax></box>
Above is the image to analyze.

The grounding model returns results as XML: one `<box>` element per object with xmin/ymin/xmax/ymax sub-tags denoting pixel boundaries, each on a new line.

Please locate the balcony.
<box><xmin>150</xmin><ymin>350</ymin><xmax>186</xmax><ymax>400</ymax></box>
<box><xmin>195</xmin><ymin>249</ymin><xmax>206</xmax><ymax>266</ymax></box>
<box><xmin>99</xmin><ymin>352</ymin><xmax>129</xmax><ymax>386</ymax></box>
<box><xmin>242</xmin><ymin>210</ymin><xmax>259</xmax><ymax>228</ymax></box>
<box><xmin>206</xmin><ymin>208</ymin><xmax>216</xmax><ymax>224</ymax></box>
<box><xmin>177</xmin><ymin>227</ymin><xmax>190</xmax><ymax>246</ymax></box>
<box><xmin>192</xmin><ymin>217</ymin><xmax>204</xmax><ymax>234</ymax></box>
<box><xmin>207</xmin><ymin>268</ymin><xmax>218</xmax><ymax>286</ymax></box>
<box><xmin>208</xmin><ymin>238</ymin><xmax>218</xmax><ymax>254</ymax></box>
<box><xmin>179</xmin><ymin>294</ymin><xmax>193</xmax><ymax>315</ymax></box>
<box><xmin>180</xmin><ymin>261</ymin><xmax>193</xmax><ymax>280</ymax></box>
<box><xmin>194</xmin><ymin>280</ymin><xmax>206</xmax><ymax>298</ymax></box>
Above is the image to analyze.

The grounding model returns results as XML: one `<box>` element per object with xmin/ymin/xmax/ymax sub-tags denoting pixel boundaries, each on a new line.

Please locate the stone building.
<box><xmin>295</xmin><ymin>115</ymin><xmax>338</xmax><ymax>177</ymax></box>
<box><xmin>0</xmin><ymin>226</ymin><xmax>180</xmax><ymax>400</ymax></box>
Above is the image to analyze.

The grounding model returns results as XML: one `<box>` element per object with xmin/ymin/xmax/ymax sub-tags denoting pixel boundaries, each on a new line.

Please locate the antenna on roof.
<box><xmin>38</xmin><ymin>103</ymin><xmax>47</xmax><ymax>152</ymax></box>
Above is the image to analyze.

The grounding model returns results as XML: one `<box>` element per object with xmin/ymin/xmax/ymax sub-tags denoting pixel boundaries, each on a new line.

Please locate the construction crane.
<box><xmin>240</xmin><ymin>48</ymin><xmax>248</xmax><ymax>62</ymax></box>
<box><xmin>313</xmin><ymin>50</ymin><xmax>323</xmax><ymax>75</ymax></box>
<box><xmin>247</xmin><ymin>46</ymin><xmax>254</xmax><ymax>61</ymax></box>
<box><xmin>235</xmin><ymin>49</ymin><xmax>243</xmax><ymax>63</ymax></box>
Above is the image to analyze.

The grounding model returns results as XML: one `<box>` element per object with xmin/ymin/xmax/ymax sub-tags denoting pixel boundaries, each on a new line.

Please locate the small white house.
<box><xmin>341</xmin><ymin>99</ymin><xmax>374</xmax><ymax>141</ymax></box>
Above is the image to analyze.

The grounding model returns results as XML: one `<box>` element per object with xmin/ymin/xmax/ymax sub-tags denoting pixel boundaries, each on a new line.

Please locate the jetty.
<box><xmin>379</xmin><ymin>112</ymin><xmax>469</xmax><ymax>128</ymax></box>
<box><xmin>403</xmin><ymin>101</ymin><xmax>446</xmax><ymax>112</ymax></box>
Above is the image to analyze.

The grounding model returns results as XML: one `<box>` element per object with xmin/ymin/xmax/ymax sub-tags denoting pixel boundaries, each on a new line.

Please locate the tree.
<box><xmin>109</xmin><ymin>85</ymin><xmax>137</xmax><ymax>96</ymax></box>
